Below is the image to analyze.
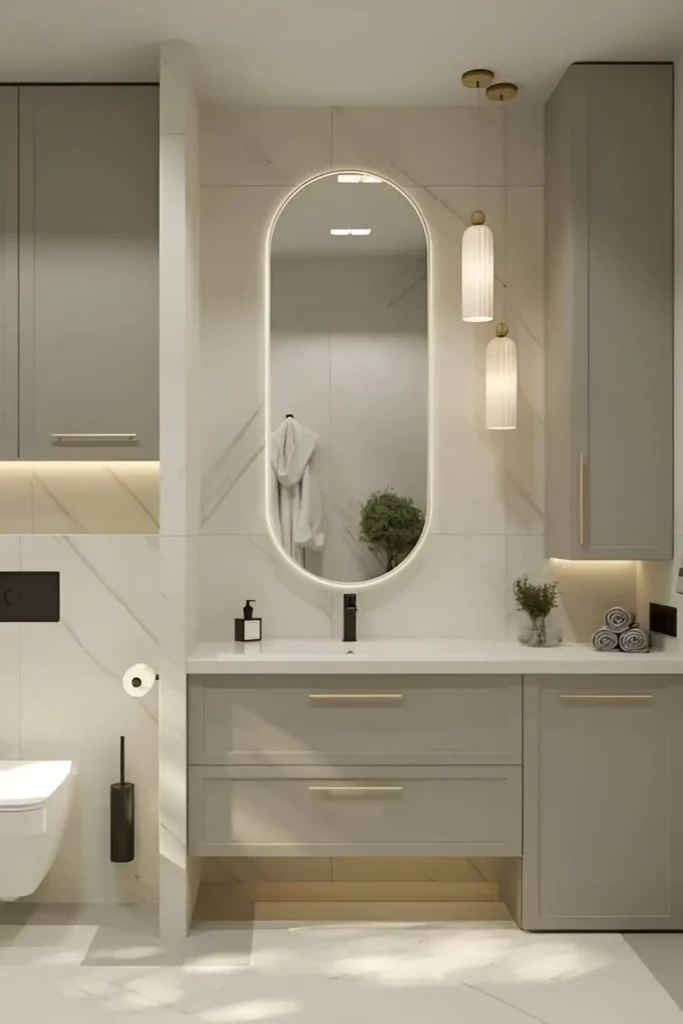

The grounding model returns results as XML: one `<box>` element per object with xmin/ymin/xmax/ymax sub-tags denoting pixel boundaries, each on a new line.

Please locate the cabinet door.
<box><xmin>19</xmin><ymin>86</ymin><xmax>159</xmax><ymax>460</ymax></box>
<box><xmin>0</xmin><ymin>88</ymin><xmax>18</xmax><ymax>459</ymax></box>
<box><xmin>523</xmin><ymin>675</ymin><xmax>683</xmax><ymax>930</ymax></box>
<box><xmin>545</xmin><ymin>64</ymin><xmax>673</xmax><ymax>560</ymax></box>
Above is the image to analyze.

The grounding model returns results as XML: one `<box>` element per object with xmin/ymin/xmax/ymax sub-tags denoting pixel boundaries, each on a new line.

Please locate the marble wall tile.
<box><xmin>332</xmin><ymin>106</ymin><xmax>505</xmax><ymax>188</ymax></box>
<box><xmin>0</xmin><ymin>464</ymin><xmax>160</xmax><ymax>535</ymax></box>
<box><xmin>200</xmin><ymin>105</ymin><xmax>332</xmax><ymax>186</ymax></box>
<box><xmin>328</xmin><ymin>535</ymin><xmax>506</xmax><ymax>640</ymax></box>
<box><xmin>505</xmin><ymin>536</ymin><xmax>640</xmax><ymax>643</ymax></box>
<box><xmin>198</xmin><ymin>106</ymin><xmax>544</xmax><ymax>642</ymax></box>
<box><xmin>0</xmin><ymin>465</ymin><xmax>32</xmax><ymax>534</ymax></box>
<box><xmin>0</xmin><ymin>537</ymin><xmax>21</xmax><ymax>759</ymax></box>
<box><xmin>31</xmin><ymin>463</ymin><xmax>160</xmax><ymax>535</ymax></box>
<box><xmin>200</xmin><ymin>186</ymin><xmax>290</xmax><ymax>536</ymax></box>
<box><xmin>198</xmin><ymin>534</ymin><xmax>333</xmax><ymax>640</ymax></box>
<box><xmin>18</xmin><ymin>535</ymin><xmax>159</xmax><ymax>904</ymax></box>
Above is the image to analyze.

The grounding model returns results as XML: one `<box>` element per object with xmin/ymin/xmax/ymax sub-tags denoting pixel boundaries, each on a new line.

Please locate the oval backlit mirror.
<box><xmin>268</xmin><ymin>171</ymin><xmax>429</xmax><ymax>585</ymax></box>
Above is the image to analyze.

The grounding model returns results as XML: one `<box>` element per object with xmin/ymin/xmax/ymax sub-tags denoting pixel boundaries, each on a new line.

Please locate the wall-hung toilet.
<box><xmin>0</xmin><ymin>761</ymin><xmax>75</xmax><ymax>900</ymax></box>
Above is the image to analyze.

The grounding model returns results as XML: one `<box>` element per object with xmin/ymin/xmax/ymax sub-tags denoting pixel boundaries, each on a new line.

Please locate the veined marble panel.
<box><xmin>18</xmin><ymin>534</ymin><xmax>160</xmax><ymax>904</ymax></box>
<box><xmin>0</xmin><ymin>463</ymin><xmax>159</xmax><ymax>534</ymax></box>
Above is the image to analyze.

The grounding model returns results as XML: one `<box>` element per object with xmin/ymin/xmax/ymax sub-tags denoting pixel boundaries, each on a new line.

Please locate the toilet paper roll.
<box><xmin>122</xmin><ymin>663</ymin><xmax>157</xmax><ymax>698</ymax></box>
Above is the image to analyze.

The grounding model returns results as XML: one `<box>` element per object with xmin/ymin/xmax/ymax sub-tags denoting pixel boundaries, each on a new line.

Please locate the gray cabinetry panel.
<box><xmin>0</xmin><ymin>88</ymin><xmax>18</xmax><ymax>459</ymax></box>
<box><xmin>545</xmin><ymin>64</ymin><xmax>673</xmax><ymax>559</ymax></box>
<box><xmin>188</xmin><ymin>675</ymin><xmax>522</xmax><ymax>767</ymax></box>
<box><xmin>522</xmin><ymin>675</ymin><xmax>683</xmax><ymax>930</ymax></box>
<box><xmin>18</xmin><ymin>86</ymin><xmax>159</xmax><ymax>460</ymax></box>
<box><xmin>189</xmin><ymin>764</ymin><xmax>523</xmax><ymax>858</ymax></box>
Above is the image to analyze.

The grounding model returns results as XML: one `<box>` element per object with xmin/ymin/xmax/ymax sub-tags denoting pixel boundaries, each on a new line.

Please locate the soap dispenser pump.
<box><xmin>235</xmin><ymin>599</ymin><xmax>262</xmax><ymax>643</ymax></box>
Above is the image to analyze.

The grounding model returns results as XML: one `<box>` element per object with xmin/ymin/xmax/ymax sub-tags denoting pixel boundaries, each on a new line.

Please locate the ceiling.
<box><xmin>0</xmin><ymin>0</ymin><xmax>681</xmax><ymax>104</ymax></box>
<box><xmin>271</xmin><ymin>174</ymin><xmax>427</xmax><ymax>256</ymax></box>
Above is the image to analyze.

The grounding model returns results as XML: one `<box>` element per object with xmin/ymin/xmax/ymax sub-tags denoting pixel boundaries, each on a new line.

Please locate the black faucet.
<box><xmin>343</xmin><ymin>593</ymin><xmax>357</xmax><ymax>643</ymax></box>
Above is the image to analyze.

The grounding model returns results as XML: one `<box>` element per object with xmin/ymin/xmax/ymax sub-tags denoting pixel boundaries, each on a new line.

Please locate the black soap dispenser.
<box><xmin>235</xmin><ymin>599</ymin><xmax>262</xmax><ymax>643</ymax></box>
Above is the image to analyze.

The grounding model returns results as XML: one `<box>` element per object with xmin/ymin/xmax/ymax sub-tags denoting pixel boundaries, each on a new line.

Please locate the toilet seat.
<box><xmin>0</xmin><ymin>761</ymin><xmax>73</xmax><ymax>810</ymax></box>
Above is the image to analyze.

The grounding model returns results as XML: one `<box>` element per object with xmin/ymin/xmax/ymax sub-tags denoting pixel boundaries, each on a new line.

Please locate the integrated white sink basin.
<box><xmin>187</xmin><ymin>638</ymin><xmax>680</xmax><ymax>675</ymax></box>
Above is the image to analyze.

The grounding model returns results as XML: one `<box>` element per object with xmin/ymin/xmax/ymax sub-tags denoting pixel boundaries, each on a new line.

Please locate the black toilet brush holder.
<box><xmin>110</xmin><ymin>736</ymin><xmax>135</xmax><ymax>863</ymax></box>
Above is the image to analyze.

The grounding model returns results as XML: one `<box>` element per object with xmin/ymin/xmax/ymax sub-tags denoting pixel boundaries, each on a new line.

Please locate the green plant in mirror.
<box><xmin>359</xmin><ymin>489</ymin><xmax>426</xmax><ymax>573</ymax></box>
<box><xmin>512</xmin><ymin>574</ymin><xmax>560</xmax><ymax>647</ymax></box>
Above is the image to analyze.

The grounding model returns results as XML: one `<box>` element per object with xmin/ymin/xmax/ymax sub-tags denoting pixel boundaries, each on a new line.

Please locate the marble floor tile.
<box><xmin>0</xmin><ymin>917</ymin><xmax>681</xmax><ymax>1022</ymax></box>
<box><xmin>625</xmin><ymin>934</ymin><xmax>683</xmax><ymax>1011</ymax></box>
<box><xmin>0</xmin><ymin>923</ymin><xmax>98</xmax><ymax>965</ymax></box>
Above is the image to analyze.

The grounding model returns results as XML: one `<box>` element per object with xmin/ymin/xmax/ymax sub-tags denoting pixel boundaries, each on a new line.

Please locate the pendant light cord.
<box><xmin>503</xmin><ymin>102</ymin><xmax>508</xmax><ymax>322</ymax></box>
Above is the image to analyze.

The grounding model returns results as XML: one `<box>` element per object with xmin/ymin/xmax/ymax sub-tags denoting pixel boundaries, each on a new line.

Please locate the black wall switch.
<box><xmin>0</xmin><ymin>572</ymin><xmax>60</xmax><ymax>622</ymax></box>
<box><xmin>650</xmin><ymin>602</ymin><xmax>677</xmax><ymax>638</ymax></box>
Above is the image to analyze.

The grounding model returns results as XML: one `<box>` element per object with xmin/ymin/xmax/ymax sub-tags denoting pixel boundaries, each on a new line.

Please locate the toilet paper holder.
<box><xmin>122</xmin><ymin>664</ymin><xmax>159</xmax><ymax>698</ymax></box>
<box><xmin>130</xmin><ymin>670</ymin><xmax>159</xmax><ymax>691</ymax></box>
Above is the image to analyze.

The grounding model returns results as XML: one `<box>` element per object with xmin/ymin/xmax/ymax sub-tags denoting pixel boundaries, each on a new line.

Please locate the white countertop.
<box><xmin>187</xmin><ymin>639</ymin><xmax>683</xmax><ymax>675</ymax></box>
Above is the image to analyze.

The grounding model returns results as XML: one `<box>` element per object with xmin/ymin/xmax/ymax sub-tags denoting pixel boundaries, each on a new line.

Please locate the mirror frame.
<box><xmin>265</xmin><ymin>169</ymin><xmax>433</xmax><ymax>591</ymax></box>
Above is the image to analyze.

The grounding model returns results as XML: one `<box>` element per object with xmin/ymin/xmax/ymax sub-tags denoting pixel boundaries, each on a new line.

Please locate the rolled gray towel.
<box><xmin>592</xmin><ymin>628</ymin><xmax>619</xmax><ymax>652</ymax></box>
<box><xmin>604</xmin><ymin>606</ymin><xmax>635</xmax><ymax>634</ymax></box>
<box><xmin>618</xmin><ymin>627</ymin><xmax>650</xmax><ymax>653</ymax></box>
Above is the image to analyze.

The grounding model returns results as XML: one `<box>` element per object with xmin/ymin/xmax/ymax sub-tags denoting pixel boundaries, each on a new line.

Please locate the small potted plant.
<box><xmin>512</xmin><ymin>575</ymin><xmax>560</xmax><ymax>647</ymax></box>
<box><xmin>359</xmin><ymin>489</ymin><xmax>425</xmax><ymax>573</ymax></box>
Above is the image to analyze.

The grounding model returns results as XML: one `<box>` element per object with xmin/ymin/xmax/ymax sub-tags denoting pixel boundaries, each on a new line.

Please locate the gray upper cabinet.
<box><xmin>545</xmin><ymin>64</ymin><xmax>673</xmax><ymax>559</ymax></box>
<box><xmin>522</xmin><ymin>675</ymin><xmax>683</xmax><ymax>930</ymax></box>
<box><xmin>0</xmin><ymin>88</ymin><xmax>18</xmax><ymax>460</ymax></box>
<box><xmin>0</xmin><ymin>85</ymin><xmax>159</xmax><ymax>461</ymax></box>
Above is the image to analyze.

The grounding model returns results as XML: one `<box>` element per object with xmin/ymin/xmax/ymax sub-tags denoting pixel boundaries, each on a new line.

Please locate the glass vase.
<box><xmin>518</xmin><ymin>611</ymin><xmax>561</xmax><ymax>648</ymax></box>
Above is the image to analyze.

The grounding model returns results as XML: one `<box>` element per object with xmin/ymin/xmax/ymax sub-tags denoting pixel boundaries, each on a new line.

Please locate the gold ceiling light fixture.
<box><xmin>460</xmin><ymin>68</ymin><xmax>495</xmax><ymax>323</ymax></box>
<box><xmin>486</xmin><ymin>76</ymin><xmax>518</xmax><ymax>430</ymax></box>
<box><xmin>486</xmin><ymin>81</ymin><xmax>519</xmax><ymax>102</ymax></box>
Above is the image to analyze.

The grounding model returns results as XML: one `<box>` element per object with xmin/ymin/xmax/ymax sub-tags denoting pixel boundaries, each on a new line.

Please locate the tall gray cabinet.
<box><xmin>0</xmin><ymin>85</ymin><xmax>159</xmax><ymax>461</ymax></box>
<box><xmin>545</xmin><ymin>64</ymin><xmax>673</xmax><ymax>560</ymax></box>
<box><xmin>522</xmin><ymin>675</ymin><xmax>683</xmax><ymax>930</ymax></box>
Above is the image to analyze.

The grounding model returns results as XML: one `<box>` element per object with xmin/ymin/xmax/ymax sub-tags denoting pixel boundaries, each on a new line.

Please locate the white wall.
<box><xmin>271</xmin><ymin>254</ymin><xmax>428</xmax><ymax>581</ymax></box>
<box><xmin>198</xmin><ymin>102</ymin><xmax>632</xmax><ymax>641</ymax></box>
<box><xmin>0</xmin><ymin>534</ymin><xmax>159</xmax><ymax>903</ymax></box>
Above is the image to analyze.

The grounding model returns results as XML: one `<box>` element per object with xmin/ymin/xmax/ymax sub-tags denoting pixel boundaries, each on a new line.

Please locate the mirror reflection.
<box><xmin>269</xmin><ymin>172</ymin><xmax>429</xmax><ymax>583</ymax></box>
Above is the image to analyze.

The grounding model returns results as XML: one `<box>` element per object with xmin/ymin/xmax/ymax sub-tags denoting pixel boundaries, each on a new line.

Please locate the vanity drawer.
<box><xmin>189</xmin><ymin>765</ymin><xmax>522</xmax><ymax>857</ymax></box>
<box><xmin>188</xmin><ymin>676</ymin><xmax>522</xmax><ymax>766</ymax></box>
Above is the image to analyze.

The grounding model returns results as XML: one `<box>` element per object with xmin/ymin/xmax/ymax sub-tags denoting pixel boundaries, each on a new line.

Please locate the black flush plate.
<box><xmin>650</xmin><ymin>601</ymin><xmax>677</xmax><ymax>638</ymax></box>
<box><xmin>0</xmin><ymin>572</ymin><xmax>60</xmax><ymax>622</ymax></box>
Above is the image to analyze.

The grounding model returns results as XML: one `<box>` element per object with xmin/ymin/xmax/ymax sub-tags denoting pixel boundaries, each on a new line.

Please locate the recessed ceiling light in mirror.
<box><xmin>329</xmin><ymin>228</ymin><xmax>372</xmax><ymax>236</ymax></box>
<box><xmin>337</xmin><ymin>173</ymin><xmax>383</xmax><ymax>184</ymax></box>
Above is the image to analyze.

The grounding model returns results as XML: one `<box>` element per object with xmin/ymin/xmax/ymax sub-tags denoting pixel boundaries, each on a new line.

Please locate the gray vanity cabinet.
<box><xmin>545</xmin><ymin>63</ymin><xmax>673</xmax><ymax>559</ymax></box>
<box><xmin>0</xmin><ymin>85</ymin><xmax>159</xmax><ymax>461</ymax></box>
<box><xmin>522</xmin><ymin>675</ymin><xmax>683</xmax><ymax>930</ymax></box>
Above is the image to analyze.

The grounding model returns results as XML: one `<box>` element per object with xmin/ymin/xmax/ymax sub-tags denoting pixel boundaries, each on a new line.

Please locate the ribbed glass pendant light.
<box><xmin>486</xmin><ymin>323</ymin><xmax>517</xmax><ymax>429</ymax></box>
<box><xmin>462</xmin><ymin>210</ymin><xmax>494</xmax><ymax>322</ymax></box>
<box><xmin>461</xmin><ymin>69</ymin><xmax>495</xmax><ymax>323</ymax></box>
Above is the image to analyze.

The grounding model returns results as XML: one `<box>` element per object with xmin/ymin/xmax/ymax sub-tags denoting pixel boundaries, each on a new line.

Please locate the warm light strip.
<box><xmin>0</xmin><ymin>461</ymin><xmax>159</xmax><ymax>471</ymax></box>
<box><xmin>264</xmin><ymin>169</ymin><xmax>434</xmax><ymax>592</ymax></box>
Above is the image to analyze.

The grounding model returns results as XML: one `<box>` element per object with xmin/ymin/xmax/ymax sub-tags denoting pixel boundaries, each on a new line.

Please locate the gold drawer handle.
<box><xmin>308</xmin><ymin>785</ymin><xmax>403</xmax><ymax>795</ymax></box>
<box><xmin>308</xmin><ymin>693</ymin><xmax>402</xmax><ymax>703</ymax></box>
<box><xmin>51</xmin><ymin>433</ymin><xmax>139</xmax><ymax>447</ymax></box>
<box><xmin>559</xmin><ymin>693</ymin><xmax>653</xmax><ymax>702</ymax></box>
